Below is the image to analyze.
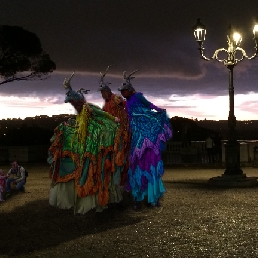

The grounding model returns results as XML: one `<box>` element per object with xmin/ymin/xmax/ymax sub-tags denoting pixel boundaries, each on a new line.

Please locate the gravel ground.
<box><xmin>1</xmin><ymin>164</ymin><xmax>258</xmax><ymax>258</ymax></box>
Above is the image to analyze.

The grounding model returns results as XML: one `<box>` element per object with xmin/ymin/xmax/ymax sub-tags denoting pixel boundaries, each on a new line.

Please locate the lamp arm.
<box><xmin>198</xmin><ymin>42</ymin><xmax>211</xmax><ymax>61</ymax></box>
<box><xmin>233</xmin><ymin>47</ymin><xmax>247</xmax><ymax>63</ymax></box>
<box><xmin>212</xmin><ymin>48</ymin><xmax>228</xmax><ymax>63</ymax></box>
<box><xmin>237</xmin><ymin>41</ymin><xmax>258</xmax><ymax>60</ymax></box>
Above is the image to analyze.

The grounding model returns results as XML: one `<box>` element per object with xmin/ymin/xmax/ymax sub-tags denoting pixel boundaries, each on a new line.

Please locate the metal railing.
<box><xmin>163</xmin><ymin>140</ymin><xmax>258</xmax><ymax>166</ymax></box>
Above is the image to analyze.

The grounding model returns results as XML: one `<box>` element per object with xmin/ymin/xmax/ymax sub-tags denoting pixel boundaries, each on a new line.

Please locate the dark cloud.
<box><xmin>1</xmin><ymin>0</ymin><xmax>257</xmax><ymax>75</ymax></box>
<box><xmin>0</xmin><ymin>0</ymin><xmax>258</xmax><ymax>101</ymax></box>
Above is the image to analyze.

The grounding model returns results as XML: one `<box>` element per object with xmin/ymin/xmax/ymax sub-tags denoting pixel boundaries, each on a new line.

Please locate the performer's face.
<box><xmin>70</xmin><ymin>99</ymin><xmax>85</xmax><ymax>113</ymax></box>
<box><xmin>101</xmin><ymin>90</ymin><xmax>111</xmax><ymax>101</ymax></box>
<box><xmin>121</xmin><ymin>89</ymin><xmax>132</xmax><ymax>99</ymax></box>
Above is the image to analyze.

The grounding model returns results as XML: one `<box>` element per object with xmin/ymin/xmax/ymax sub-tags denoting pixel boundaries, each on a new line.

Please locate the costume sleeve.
<box><xmin>113</xmin><ymin>95</ymin><xmax>126</xmax><ymax>109</ymax></box>
<box><xmin>136</xmin><ymin>93</ymin><xmax>163</xmax><ymax>111</ymax></box>
<box><xmin>92</xmin><ymin>106</ymin><xmax>116</xmax><ymax>121</ymax></box>
<box><xmin>114</xmin><ymin>95</ymin><xmax>122</xmax><ymax>105</ymax></box>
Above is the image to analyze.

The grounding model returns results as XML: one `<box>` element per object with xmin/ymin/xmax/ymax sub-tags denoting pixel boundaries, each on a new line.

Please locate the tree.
<box><xmin>0</xmin><ymin>25</ymin><xmax>56</xmax><ymax>85</ymax></box>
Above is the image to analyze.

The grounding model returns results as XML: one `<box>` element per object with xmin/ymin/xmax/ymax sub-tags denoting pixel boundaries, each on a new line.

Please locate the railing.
<box><xmin>163</xmin><ymin>140</ymin><xmax>258</xmax><ymax>166</ymax></box>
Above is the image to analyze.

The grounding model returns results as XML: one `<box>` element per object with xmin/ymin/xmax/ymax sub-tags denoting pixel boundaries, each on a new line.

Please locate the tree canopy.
<box><xmin>0</xmin><ymin>25</ymin><xmax>56</xmax><ymax>85</ymax></box>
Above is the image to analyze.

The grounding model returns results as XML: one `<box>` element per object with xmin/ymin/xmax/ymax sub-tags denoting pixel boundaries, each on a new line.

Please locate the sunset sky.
<box><xmin>1</xmin><ymin>0</ymin><xmax>258</xmax><ymax>120</ymax></box>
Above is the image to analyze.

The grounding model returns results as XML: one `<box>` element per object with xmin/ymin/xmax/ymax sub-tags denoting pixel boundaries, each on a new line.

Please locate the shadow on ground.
<box><xmin>0</xmin><ymin>197</ymin><xmax>144</xmax><ymax>257</ymax></box>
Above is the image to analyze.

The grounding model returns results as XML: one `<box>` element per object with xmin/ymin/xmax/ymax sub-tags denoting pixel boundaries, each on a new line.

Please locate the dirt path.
<box><xmin>1</xmin><ymin>165</ymin><xmax>258</xmax><ymax>257</ymax></box>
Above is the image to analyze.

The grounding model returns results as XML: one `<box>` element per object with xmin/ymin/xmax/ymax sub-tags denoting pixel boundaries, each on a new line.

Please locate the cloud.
<box><xmin>0</xmin><ymin>1</ymin><xmax>258</xmax><ymax>120</ymax></box>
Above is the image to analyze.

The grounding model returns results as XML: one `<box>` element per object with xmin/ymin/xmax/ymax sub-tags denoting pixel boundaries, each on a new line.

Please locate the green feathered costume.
<box><xmin>48</xmin><ymin>79</ymin><xmax>122</xmax><ymax>214</ymax></box>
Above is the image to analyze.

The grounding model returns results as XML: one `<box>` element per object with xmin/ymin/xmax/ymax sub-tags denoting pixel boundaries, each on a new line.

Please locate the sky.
<box><xmin>1</xmin><ymin>0</ymin><xmax>258</xmax><ymax>120</ymax></box>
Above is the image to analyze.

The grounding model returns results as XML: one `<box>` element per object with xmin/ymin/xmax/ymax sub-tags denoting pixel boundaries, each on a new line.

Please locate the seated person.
<box><xmin>6</xmin><ymin>161</ymin><xmax>26</xmax><ymax>196</ymax></box>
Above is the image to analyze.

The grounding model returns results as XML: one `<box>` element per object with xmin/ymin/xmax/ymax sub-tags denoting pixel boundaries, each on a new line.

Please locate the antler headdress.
<box><xmin>63</xmin><ymin>72</ymin><xmax>90</xmax><ymax>103</ymax></box>
<box><xmin>118</xmin><ymin>70</ymin><xmax>138</xmax><ymax>91</ymax></box>
<box><xmin>98</xmin><ymin>65</ymin><xmax>112</xmax><ymax>92</ymax></box>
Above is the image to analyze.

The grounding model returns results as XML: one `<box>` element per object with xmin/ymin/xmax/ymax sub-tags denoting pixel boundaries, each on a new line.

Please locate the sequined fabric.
<box><xmin>102</xmin><ymin>93</ymin><xmax>130</xmax><ymax>186</ymax></box>
<box><xmin>48</xmin><ymin>103</ymin><xmax>120</xmax><ymax>210</ymax></box>
<box><xmin>125</xmin><ymin>92</ymin><xmax>172</xmax><ymax>205</ymax></box>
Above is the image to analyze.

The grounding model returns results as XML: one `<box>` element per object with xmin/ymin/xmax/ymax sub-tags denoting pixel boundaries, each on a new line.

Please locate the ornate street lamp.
<box><xmin>193</xmin><ymin>18</ymin><xmax>258</xmax><ymax>186</ymax></box>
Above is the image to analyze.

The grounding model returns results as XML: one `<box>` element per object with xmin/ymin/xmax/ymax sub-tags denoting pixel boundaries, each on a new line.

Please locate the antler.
<box><xmin>77</xmin><ymin>88</ymin><xmax>90</xmax><ymax>94</ymax></box>
<box><xmin>124</xmin><ymin>70</ymin><xmax>138</xmax><ymax>81</ymax></box>
<box><xmin>127</xmin><ymin>70</ymin><xmax>138</xmax><ymax>79</ymax></box>
<box><xmin>100</xmin><ymin>65</ymin><xmax>112</xmax><ymax>81</ymax></box>
<box><xmin>77</xmin><ymin>88</ymin><xmax>85</xmax><ymax>93</ymax></box>
<box><xmin>63</xmin><ymin>71</ymin><xmax>75</xmax><ymax>89</ymax></box>
<box><xmin>67</xmin><ymin>71</ymin><xmax>75</xmax><ymax>83</ymax></box>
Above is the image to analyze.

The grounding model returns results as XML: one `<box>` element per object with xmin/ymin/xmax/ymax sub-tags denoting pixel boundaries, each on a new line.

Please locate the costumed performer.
<box><xmin>118</xmin><ymin>70</ymin><xmax>172</xmax><ymax>209</ymax></box>
<box><xmin>98</xmin><ymin>65</ymin><xmax>130</xmax><ymax>200</ymax></box>
<box><xmin>48</xmin><ymin>72</ymin><xmax>121</xmax><ymax>214</ymax></box>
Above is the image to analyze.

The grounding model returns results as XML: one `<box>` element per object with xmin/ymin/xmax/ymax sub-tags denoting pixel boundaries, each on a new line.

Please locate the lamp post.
<box><xmin>193</xmin><ymin>19</ymin><xmax>258</xmax><ymax>186</ymax></box>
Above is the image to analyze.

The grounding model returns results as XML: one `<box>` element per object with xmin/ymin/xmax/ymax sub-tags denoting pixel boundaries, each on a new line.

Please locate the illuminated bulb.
<box><xmin>233</xmin><ymin>32</ymin><xmax>242</xmax><ymax>46</ymax></box>
<box><xmin>253</xmin><ymin>24</ymin><xmax>258</xmax><ymax>39</ymax></box>
<box><xmin>194</xmin><ymin>28</ymin><xmax>206</xmax><ymax>42</ymax></box>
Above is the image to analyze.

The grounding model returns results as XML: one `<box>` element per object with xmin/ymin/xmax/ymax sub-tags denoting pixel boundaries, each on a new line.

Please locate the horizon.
<box><xmin>0</xmin><ymin>110</ymin><xmax>257</xmax><ymax>122</ymax></box>
<box><xmin>0</xmin><ymin>71</ymin><xmax>258</xmax><ymax>121</ymax></box>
